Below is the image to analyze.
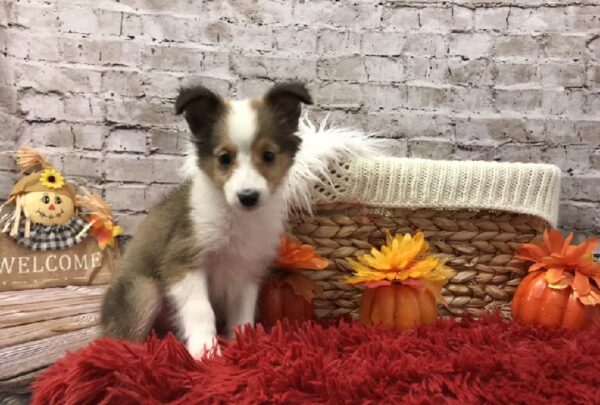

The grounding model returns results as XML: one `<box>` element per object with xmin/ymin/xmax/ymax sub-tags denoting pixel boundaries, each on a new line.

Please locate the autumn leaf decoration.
<box><xmin>517</xmin><ymin>229</ymin><xmax>600</xmax><ymax>306</ymax></box>
<box><xmin>76</xmin><ymin>188</ymin><xmax>123</xmax><ymax>250</ymax></box>
<box><xmin>274</xmin><ymin>234</ymin><xmax>329</xmax><ymax>303</ymax></box>
<box><xmin>88</xmin><ymin>216</ymin><xmax>123</xmax><ymax>250</ymax></box>
<box><xmin>345</xmin><ymin>231</ymin><xmax>455</xmax><ymax>303</ymax></box>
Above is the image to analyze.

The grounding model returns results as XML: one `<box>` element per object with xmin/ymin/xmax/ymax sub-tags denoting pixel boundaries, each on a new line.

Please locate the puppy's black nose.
<box><xmin>237</xmin><ymin>190</ymin><xmax>260</xmax><ymax>208</ymax></box>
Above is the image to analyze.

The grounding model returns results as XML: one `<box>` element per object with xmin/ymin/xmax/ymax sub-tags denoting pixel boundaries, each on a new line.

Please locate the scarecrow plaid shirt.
<box><xmin>9</xmin><ymin>216</ymin><xmax>89</xmax><ymax>251</ymax></box>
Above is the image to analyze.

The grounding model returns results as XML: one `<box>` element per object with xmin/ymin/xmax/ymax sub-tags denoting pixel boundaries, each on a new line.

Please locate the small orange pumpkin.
<box><xmin>513</xmin><ymin>229</ymin><xmax>600</xmax><ymax>330</ymax></box>
<box><xmin>258</xmin><ymin>275</ymin><xmax>315</xmax><ymax>328</ymax></box>
<box><xmin>345</xmin><ymin>231</ymin><xmax>454</xmax><ymax>331</ymax></box>
<box><xmin>257</xmin><ymin>235</ymin><xmax>328</xmax><ymax>328</ymax></box>
<box><xmin>359</xmin><ymin>284</ymin><xmax>438</xmax><ymax>331</ymax></box>
<box><xmin>512</xmin><ymin>271</ymin><xmax>600</xmax><ymax>330</ymax></box>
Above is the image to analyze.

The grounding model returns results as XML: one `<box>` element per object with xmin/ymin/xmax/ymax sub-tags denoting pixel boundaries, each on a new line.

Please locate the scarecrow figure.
<box><xmin>0</xmin><ymin>146</ymin><xmax>122</xmax><ymax>292</ymax></box>
<box><xmin>1</xmin><ymin>147</ymin><xmax>120</xmax><ymax>251</ymax></box>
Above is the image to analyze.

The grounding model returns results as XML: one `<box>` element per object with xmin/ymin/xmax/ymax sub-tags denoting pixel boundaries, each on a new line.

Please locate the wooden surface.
<box><xmin>0</xmin><ymin>285</ymin><xmax>105</xmax><ymax>394</ymax></box>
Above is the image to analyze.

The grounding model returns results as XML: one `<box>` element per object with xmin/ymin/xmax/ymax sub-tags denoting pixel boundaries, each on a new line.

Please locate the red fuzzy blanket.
<box><xmin>33</xmin><ymin>316</ymin><xmax>600</xmax><ymax>404</ymax></box>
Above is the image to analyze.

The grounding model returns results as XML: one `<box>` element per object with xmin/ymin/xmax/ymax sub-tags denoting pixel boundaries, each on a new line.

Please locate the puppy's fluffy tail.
<box><xmin>282</xmin><ymin>114</ymin><xmax>388</xmax><ymax>215</ymax></box>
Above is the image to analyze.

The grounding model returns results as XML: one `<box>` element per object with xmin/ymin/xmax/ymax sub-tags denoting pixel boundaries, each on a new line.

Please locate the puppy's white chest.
<box><xmin>212</xmin><ymin>211</ymin><xmax>283</xmax><ymax>277</ymax></box>
<box><xmin>204</xmin><ymin>222</ymin><xmax>281</xmax><ymax>311</ymax></box>
<box><xmin>188</xmin><ymin>173</ymin><xmax>286</xmax><ymax>298</ymax></box>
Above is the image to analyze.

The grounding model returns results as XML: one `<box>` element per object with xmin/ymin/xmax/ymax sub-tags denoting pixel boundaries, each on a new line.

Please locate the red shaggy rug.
<box><xmin>33</xmin><ymin>316</ymin><xmax>600</xmax><ymax>404</ymax></box>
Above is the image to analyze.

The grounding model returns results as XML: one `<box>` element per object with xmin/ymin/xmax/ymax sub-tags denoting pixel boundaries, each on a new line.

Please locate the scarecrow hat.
<box><xmin>10</xmin><ymin>169</ymin><xmax>77</xmax><ymax>201</ymax></box>
<box><xmin>8</xmin><ymin>146</ymin><xmax>76</xmax><ymax>202</ymax></box>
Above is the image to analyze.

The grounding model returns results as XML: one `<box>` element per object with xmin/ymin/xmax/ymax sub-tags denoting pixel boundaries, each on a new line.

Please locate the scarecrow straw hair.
<box><xmin>16</xmin><ymin>146</ymin><xmax>50</xmax><ymax>173</ymax></box>
<box><xmin>76</xmin><ymin>188</ymin><xmax>114</xmax><ymax>225</ymax></box>
<box><xmin>0</xmin><ymin>147</ymin><xmax>52</xmax><ymax>213</ymax></box>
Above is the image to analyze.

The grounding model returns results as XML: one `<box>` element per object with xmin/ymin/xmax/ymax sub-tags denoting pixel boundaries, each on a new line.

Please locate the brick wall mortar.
<box><xmin>0</xmin><ymin>0</ymin><xmax>598</xmax><ymax>238</ymax></box>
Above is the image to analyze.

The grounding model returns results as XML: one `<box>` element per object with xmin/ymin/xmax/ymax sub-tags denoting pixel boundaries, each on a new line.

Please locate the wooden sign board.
<box><xmin>0</xmin><ymin>233</ymin><xmax>118</xmax><ymax>291</ymax></box>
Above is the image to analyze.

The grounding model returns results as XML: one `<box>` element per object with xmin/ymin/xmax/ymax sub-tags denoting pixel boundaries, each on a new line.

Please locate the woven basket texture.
<box><xmin>288</xmin><ymin>203</ymin><xmax>548</xmax><ymax>319</ymax></box>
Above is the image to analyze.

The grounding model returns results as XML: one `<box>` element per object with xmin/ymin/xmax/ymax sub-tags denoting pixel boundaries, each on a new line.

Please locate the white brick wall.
<box><xmin>0</xmin><ymin>0</ymin><xmax>599</xmax><ymax>237</ymax></box>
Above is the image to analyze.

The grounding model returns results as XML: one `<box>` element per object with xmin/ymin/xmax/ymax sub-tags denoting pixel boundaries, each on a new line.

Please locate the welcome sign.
<box><xmin>0</xmin><ymin>233</ymin><xmax>118</xmax><ymax>291</ymax></box>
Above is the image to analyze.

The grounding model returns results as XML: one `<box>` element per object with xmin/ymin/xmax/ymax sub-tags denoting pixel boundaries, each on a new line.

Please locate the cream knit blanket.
<box><xmin>314</xmin><ymin>157</ymin><xmax>562</xmax><ymax>226</ymax></box>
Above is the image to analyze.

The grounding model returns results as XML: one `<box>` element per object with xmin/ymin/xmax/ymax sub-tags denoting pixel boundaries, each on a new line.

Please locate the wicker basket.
<box><xmin>288</xmin><ymin>157</ymin><xmax>561</xmax><ymax>319</ymax></box>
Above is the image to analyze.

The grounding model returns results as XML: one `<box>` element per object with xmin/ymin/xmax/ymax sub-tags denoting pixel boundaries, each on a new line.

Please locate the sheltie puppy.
<box><xmin>101</xmin><ymin>82</ymin><xmax>313</xmax><ymax>357</ymax></box>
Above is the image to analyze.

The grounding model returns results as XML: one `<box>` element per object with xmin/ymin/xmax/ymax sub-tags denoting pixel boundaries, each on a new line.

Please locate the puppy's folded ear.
<box><xmin>175</xmin><ymin>86</ymin><xmax>225</xmax><ymax>138</ymax></box>
<box><xmin>264</xmin><ymin>82</ymin><xmax>313</xmax><ymax>131</ymax></box>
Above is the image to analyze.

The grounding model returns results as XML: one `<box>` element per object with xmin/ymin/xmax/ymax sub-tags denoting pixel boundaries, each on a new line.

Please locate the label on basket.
<box><xmin>0</xmin><ymin>233</ymin><xmax>119</xmax><ymax>291</ymax></box>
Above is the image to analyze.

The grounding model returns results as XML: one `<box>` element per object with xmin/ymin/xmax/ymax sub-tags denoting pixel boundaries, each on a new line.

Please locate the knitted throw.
<box><xmin>315</xmin><ymin>157</ymin><xmax>561</xmax><ymax>226</ymax></box>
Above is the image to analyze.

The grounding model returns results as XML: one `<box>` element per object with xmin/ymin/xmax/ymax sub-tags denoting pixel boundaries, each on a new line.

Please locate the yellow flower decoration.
<box><xmin>39</xmin><ymin>168</ymin><xmax>65</xmax><ymax>189</ymax></box>
<box><xmin>345</xmin><ymin>231</ymin><xmax>455</xmax><ymax>303</ymax></box>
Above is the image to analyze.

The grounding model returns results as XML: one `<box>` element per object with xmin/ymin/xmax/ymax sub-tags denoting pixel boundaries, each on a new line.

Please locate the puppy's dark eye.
<box><xmin>262</xmin><ymin>151</ymin><xmax>275</xmax><ymax>163</ymax></box>
<box><xmin>41</xmin><ymin>195</ymin><xmax>50</xmax><ymax>204</ymax></box>
<box><xmin>55</xmin><ymin>196</ymin><xmax>62</xmax><ymax>205</ymax></box>
<box><xmin>218</xmin><ymin>153</ymin><xmax>232</xmax><ymax>166</ymax></box>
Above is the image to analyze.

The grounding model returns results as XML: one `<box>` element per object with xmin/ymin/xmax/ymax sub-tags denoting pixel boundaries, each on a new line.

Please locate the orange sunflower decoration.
<box><xmin>345</xmin><ymin>231</ymin><xmax>455</xmax><ymax>303</ymax></box>
<box><xmin>342</xmin><ymin>231</ymin><xmax>455</xmax><ymax>331</ymax></box>
<box><xmin>258</xmin><ymin>234</ymin><xmax>328</xmax><ymax>327</ymax></box>
<box><xmin>275</xmin><ymin>234</ymin><xmax>329</xmax><ymax>272</ymax></box>
<box><xmin>271</xmin><ymin>234</ymin><xmax>328</xmax><ymax>302</ymax></box>
<box><xmin>516</xmin><ymin>229</ymin><xmax>600</xmax><ymax>305</ymax></box>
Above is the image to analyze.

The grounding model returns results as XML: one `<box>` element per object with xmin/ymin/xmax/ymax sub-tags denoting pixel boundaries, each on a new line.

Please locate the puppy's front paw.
<box><xmin>187</xmin><ymin>334</ymin><xmax>220</xmax><ymax>359</ymax></box>
<box><xmin>226</xmin><ymin>322</ymin><xmax>252</xmax><ymax>340</ymax></box>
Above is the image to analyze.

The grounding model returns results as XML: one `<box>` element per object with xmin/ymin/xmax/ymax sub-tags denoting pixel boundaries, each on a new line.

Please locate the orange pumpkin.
<box><xmin>258</xmin><ymin>275</ymin><xmax>315</xmax><ymax>328</ymax></box>
<box><xmin>512</xmin><ymin>271</ymin><xmax>600</xmax><ymax>330</ymax></box>
<box><xmin>359</xmin><ymin>284</ymin><xmax>438</xmax><ymax>331</ymax></box>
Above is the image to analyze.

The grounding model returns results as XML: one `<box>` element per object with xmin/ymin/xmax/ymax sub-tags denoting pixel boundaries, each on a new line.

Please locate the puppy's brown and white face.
<box><xmin>176</xmin><ymin>83</ymin><xmax>313</xmax><ymax>210</ymax></box>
